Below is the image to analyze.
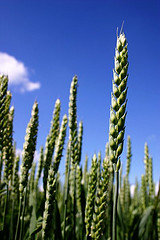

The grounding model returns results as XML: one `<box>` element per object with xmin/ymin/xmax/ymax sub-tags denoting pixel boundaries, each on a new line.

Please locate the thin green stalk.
<box><xmin>73</xmin><ymin>164</ymin><xmax>77</xmax><ymax>240</ymax></box>
<box><xmin>10</xmin><ymin>199</ymin><xmax>15</xmax><ymax>240</ymax></box>
<box><xmin>2</xmin><ymin>184</ymin><xmax>8</xmax><ymax>232</ymax></box>
<box><xmin>14</xmin><ymin>197</ymin><xmax>22</xmax><ymax>240</ymax></box>
<box><xmin>113</xmin><ymin>168</ymin><xmax>119</xmax><ymax>240</ymax></box>
<box><xmin>19</xmin><ymin>188</ymin><xmax>27</xmax><ymax>240</ymax></box>
<box><xmin>63</xmin><ymin>142</ymin><xmax>71</xmax><ymax>239</ymax></box>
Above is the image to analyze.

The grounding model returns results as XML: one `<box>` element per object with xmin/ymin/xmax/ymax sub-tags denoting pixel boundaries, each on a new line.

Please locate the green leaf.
<box><xmin>139</xmin><ymin>205</ymin><xmax>156</xmax><ymax>240</ymax></box>
<box><xmin>0</xmin><ymin>188</ymin><xmax>7</xmax><ymax>198</ymax></box>
<box><xmin>30</xmin><ymin>217</ymin><xmax>43</xmax><ymax>236</ymax></box>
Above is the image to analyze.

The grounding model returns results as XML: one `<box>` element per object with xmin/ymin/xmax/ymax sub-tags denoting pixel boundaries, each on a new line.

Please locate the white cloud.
<box><xmin>16</xmin><ymin>148</ymin><xmax>23</xmax><ymax>159</ymax></box>
<box><xmin>39</xmin><ymin>181</ymin><xmax>44</xmax><ymax>192</ymax></box>
<box><xmin>34</xmin><ymin>150</ymin><xmax>40</xmax><ymax>164</ymax></box>
<box><xmin>155</xmin><ymin>182</ymin><xmax>159</xmax><ymax>195</ymax></box>
<box><xmin>130</xmin><ymin>184</ymin><xmax>135</xmax><ymax>197</ymax></box>
<box><xmin>0</xmin><ymin>52</ymin><xmax>40</xmax><ymax>92</ymax></box>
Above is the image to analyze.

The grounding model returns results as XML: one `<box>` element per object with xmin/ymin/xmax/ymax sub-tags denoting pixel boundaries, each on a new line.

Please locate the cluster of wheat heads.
<box><xmin>0</xmin><ymin>29</ymin><xmax>160</xmax><ymax>240</ymax></box>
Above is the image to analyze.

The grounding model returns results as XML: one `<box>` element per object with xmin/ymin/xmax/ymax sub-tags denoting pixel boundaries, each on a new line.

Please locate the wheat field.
<box><xmin>0</xmin><ymin>30</ymin><xmax>159</xmax><ymax>240</ymax></box>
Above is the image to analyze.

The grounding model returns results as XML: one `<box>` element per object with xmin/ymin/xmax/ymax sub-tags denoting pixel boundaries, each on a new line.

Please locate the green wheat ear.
<box><xmin>19</xmin><ymin>101</ymin><xmax>39</xmax><ymax>199</ymax></box>
<box><xmin>85</xmin><ymin>154</ymin><xmax>97</xmax><ymax>238</ymax></box>
<box><xmin>43</xmin><ymin>99</ymin><xmax>60</xmax><ymax>194</ymax></box>
<box><xmin>4</xmin><ymin>104</ymin><xmax>14</xmax><ymax>184</ymax></box>
<box><xmin>144</xmin><ymin>142</ymin><xmax>149</xmax><ymax>187</ymax></box>
<box><xmin>77</xmin><ymin>121</ymin><xmax>83</xmax><ymax>164</ymax></box>
<box><xmin>91</xmin><ymin>157</ymin><xmax>110</xmax><ymax>240</ymax></box>
<box><xmin>42</xmin><ymin>114</ymin><xmax>67</xmax><ymax>240</ymax></box>
<box><xmin>109</xmin><ymin>31</ymin><xmax>128</xmax><ymax>166</ymax></box>
<box><xmin>109</xmin><ymin>29</ymin><xmax>129</xmax><ymax>240</ymax></box>
<box><xmin>148</xmin><ymin>157</ymin><xmax>154</xmax><ymax>202</ymax></box>
<box><xmin>126</xmin><ymin>135</ymin><xmax>132</xmax><ymax>178</ymax></box>
<box><xmin>0</xmin><ymin>75</ymin><xmax>9</xmax><ymax>179</ymax></box>
<box><xmin>68</xmin><ymin>75</ymin><xmax>78</xmax><ymax>165</ymax></box>
<box><xmin>141</xmin><ymin>174</ymin><xmax>147</xmax><ymax>211</ymax></box>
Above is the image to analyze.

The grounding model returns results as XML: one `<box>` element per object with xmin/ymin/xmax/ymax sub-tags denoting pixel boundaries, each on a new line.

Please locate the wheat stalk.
<box><xmin>109</xmin><ymin>29</ymin><xmax>128</xmax><ymax>240</ymax></box>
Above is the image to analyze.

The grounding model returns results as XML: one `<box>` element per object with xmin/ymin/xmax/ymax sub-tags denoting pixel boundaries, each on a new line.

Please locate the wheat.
<box><xmin>109</xmin><ymin>30</ymin><xmax>129</xmax><ymax>240</ymax></box>
<box><xmin>19</xmin><ymin>101</ymin><xmax>39</xmax><ymax>198</ymax></box>
<box><xmin>43</xmin><ymin>99</ymin><xmax>60</xmax><ymax>195</ymax></box>
<box><xmin>85</xmin><ymin>154</ymin><xmax>97</xmax><ymax>238</ymax></box>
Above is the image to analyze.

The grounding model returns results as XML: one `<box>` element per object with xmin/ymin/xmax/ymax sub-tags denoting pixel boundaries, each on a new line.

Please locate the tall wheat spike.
<box><xmin>141</xmin><ymin>174</ymin><xmax>147</xmax><ymax>211</ymax></box>
<box><xmin>3</xmin><ymin>92</ymin><xmax>12</xmax><ymax>184</ymax></box>
<box><xmin>15</xmin><ymin>101</ymin><xmax>39</xmax><ymax>240</ymax></box>
<box><xmin>42</xmin><ymin>114</ymin><xmax>67</xmax><ymax>240</ymax></box>
<box><xmin>148</xmin><ymin>157</ymin><xmax>154</xmax><ymax>203</ymax></box>
<box><xmin>109</xmin><ymin>29</ymin><xmax>129</xmax><ymax>240</ymax></box>
<box><xmin>43</xmin><ymin>99</ymin><xmax>60</xmax><ymax>195</ymax></box>
<box><xmin>0</xmin><ymin>75</ymin><xmax>8</xmax><ymax>181</ymax></box>
<box><xmin>68</xmin><ymin>75</ymin><xmax>79</xmax><ymax>238</ymax></box>
<box><xmin>19</xmin><ymin>101</ymin><xmax>39</xmax><ymax>198</ymax></box>
<box><xmin>126</xmin><ymin>135</ymin><xmax>132</xmax><ymax>178</ymax></box>
<box><xmin>4</xmin><ymin>105</ymin><xmax>14</xmax><ymax>184</ymax></box>
<box><xmin>77</xmin><ymin>121</ymin><xmax>83</xmax><ymax>164</ymax></box>
<box><xmin>144</xmin><ymin>143</ymin><xmax>149</xmax><ymax>187</ymax></box>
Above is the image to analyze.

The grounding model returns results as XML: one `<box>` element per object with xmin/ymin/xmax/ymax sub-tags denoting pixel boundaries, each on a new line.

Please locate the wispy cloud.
<box><xmin>147</xmin><ymin>134</ymin><xmax>157</xmax><ymax>142</ymax></box>
<box><xmin>0</xmin><ymin>52</ymin><xmax>40</xmax><ymax>92</ymax></box>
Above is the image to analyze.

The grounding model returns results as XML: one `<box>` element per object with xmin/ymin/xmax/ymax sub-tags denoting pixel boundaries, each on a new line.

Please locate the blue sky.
<box><xmin>0</xmin><ymin>0</ymin><xmax>159</xmax><ymax>185</ymax></box>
